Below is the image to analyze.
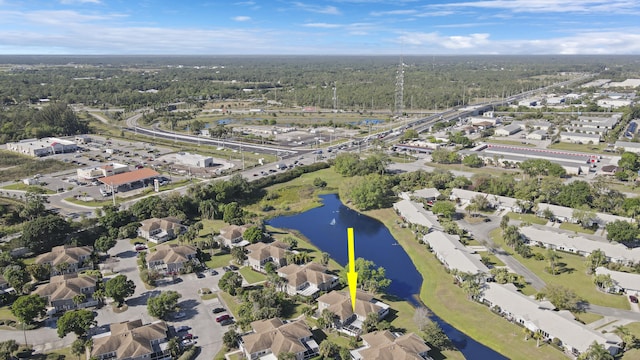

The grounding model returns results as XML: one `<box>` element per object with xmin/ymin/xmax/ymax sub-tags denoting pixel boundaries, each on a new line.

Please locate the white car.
<box><xmin>181</xmin><ymin>339</ymin><xmax>195</xmax><ymax>347</ymax></box>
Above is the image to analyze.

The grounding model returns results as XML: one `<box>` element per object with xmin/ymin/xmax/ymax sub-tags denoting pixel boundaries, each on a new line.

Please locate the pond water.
<box><xmin>267</xmin><ymin>193</ymin><xmax>507</xmax><ymax>360</ymax></box>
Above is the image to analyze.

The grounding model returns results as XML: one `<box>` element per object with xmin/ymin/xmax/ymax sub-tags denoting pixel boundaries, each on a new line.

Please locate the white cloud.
<box><xmin>396</xmin><ymin>29</ymin><xmax>640</xmax><ymax>54</ymax></box>
<box><xmin>232</xmin><ymin>16</ymin><xmax>251</xmax><ymax>22</ymax></box>
<box><xmin>292</xmin><ymin>2</ymin><xmax>341</xmax><ymax>15</ymax></box>
<box><xmin>369</xmin><ymin>9</ymin><xmax>417</xmax><ymax>17</ymax></box>
<box><xmin>428</xmin><ymin>0</ymin><xmax>640</xmax><ymax>14</ymax></box>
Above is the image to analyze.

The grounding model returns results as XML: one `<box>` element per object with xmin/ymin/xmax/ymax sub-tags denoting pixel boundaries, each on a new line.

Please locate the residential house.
<box><xmin>479</xmin><ymin>283</ymin><xmax>621</xmax><ymax>357</ymax></box>
<box><xmin>423</xmin><ymin>231</ymin><xmax>491</xmax><ymax>281</ymax></box>
<box><xmin>449</xmin><ymin>188</ymin><xmax>525</xmax><ymax>213</ymax></box>
<box><xmin>147</xmin><ymin>244</ymin><xmax>198</xmax><ymax>274</ymax></box>
<box><xmin>90</xmin><ymin>319</ymin><xmax>170</xmax><ymax>360</ymax></box>
<box><xmin>316</xmin><ymin>290</ymin><xmax>390</xmax><ymax>336</ymax></box>
<box><xmin>276</xmin><ymin>263</ymin><xmax>339</xmax><ymax>298</ymax></box>
<box><xmin>595</xmin><ymin>267</ymin><xmax>640</xmax><ymax>295</ymax></box>
<box><xmin>520</xmin><ymin>226</ymin><xmax>640</xmax><ymax>265</ymax></box>
<box><xmin>217</xmin><ymin>224</ymin><xmax>251</xmax><ymax>248</ymax></box>
<box><xmin>138</xmin><ymin>217</ymin><xmax>187</xmax><ymax>244</ymax></box>
<box><xmin>392</xmin><ymin>199</ymin><xmax>442</xmax><ymax>232</ymax></box>
<box><xmin>535</xmin><ymin>203</ymin><xmax>634</xmax><ymax>227</ymax></box>
<box><xmin>35</xmin><ymin>245</ymin><xmax>94</xmax><ymax>276</ymax></box>
<box><xmin>0</xmin><ymin>275</ymin><xmax>15</xmax><ymax>297</ymax></box>
<box><xmin>246</xmin><ymin>241</ymin><xmax>289</xmax><ymax>272</ymax></box>
<box><xmin>614</xmin><ymin>141</ymin><xmax>640</xmax><ymax>154</ymax></box>
<box><xmin>351</xmin><ymin>330</ymin><xmax>433</xmax><ymax>360</ymax></box>
<box><xmin>34</xmin><ymin>274</ymin><xmax>98</xmax><ymax>313</ymax></box>
<box><xmin>412</xmin><ymin>188</ymin><xmax>441</xmax><ymax>202</ymax></box>
<box><xmin>240</xmin><ymin>318</ymin><xmax>319</xmax><ymax>360</ymax></box>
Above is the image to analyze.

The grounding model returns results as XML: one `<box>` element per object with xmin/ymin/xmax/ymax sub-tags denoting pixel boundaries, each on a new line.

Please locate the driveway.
<box><xmin>456</xmin><ymin>214</ymin><xmax>548</xmax><ymax>291</ymax></box>
<box><xmin>104</xmin><ymin>239</ymin><xmax>225</xmax><ymax>358</ymax></box>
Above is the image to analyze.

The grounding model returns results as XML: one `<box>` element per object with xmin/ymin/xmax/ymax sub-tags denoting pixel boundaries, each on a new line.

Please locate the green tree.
<box><xmin>500</xmin><ymin>215</ymin><xmax>510</xmax><ymax>230</ymax></box>
<box><xmin>26</xmin><ymin>263</ymin><xmax>51</xmax><ymax>282</ymax></box>
<box><xmin>546</xmin><ymin>248</ymin><xmax>560</xmax><ymax>275</ymax></box>
<box><xmin>167</xmin><ymin>337</ymin><xmax>181</xmax><ymax>358</ymax></box>
<box><xmin>421</xmin><ymin>321</ymin><xmax>453</xmax><ymax>350</ymax></box>
<box><xmin>147</xmin><ymin>291</ymin><xmax>182</xmax><ymax>320</ymax></box>
<box><xmin>11</xmin><ymin>294</ymin><xmax>47</xmax><ymax>346</ymax></box>
<box><xmin>0</xmin><ymin>340</ymin><xmax>19</xmax><ymax>360</ymax></box>
<box><xmin>277</xmin><ymin>352</ymin><xmax>296</xmax><ymax>360</ymax></box>
<box><xmin>543</xmin><ymin>284</ymin><xmax>582</xmax><ymax>311</ymax></box>
<box><xmin>219</xmin><ymin>271</ymin><xmax>243</xmax><ymax>296</ymax></box>
<box><xmin>606</xmin><ymin>220</ymin><xmax>638</xmax><ymax>243</ymax></box>
<box><xmin>222</xmin><ymin>202</ymin><xmax>244</xmax><ymax>225</ymax></box>
<box><xmin>618</xmin><ymin>152</ymin><xmax>640</xmax><ymax>172</ymax></box>
<box><xmin>339</xmin><ymin>174</ymin><xmax>393</xmax><ymax>211</ymax></box>
<box><xmin>577</xmin><ymin>341</ymin><xmax>614</xmax><ymax>360</ymax></box>
<box><xmin>586</xmin><ymin>249</ymin><xmax>608</xmax><ymax>274</ymax></box>
<box><xmin>222</xmin><ymin>328</ymin><xmax>240</xmax><ymax>349</ymax></box>
<box><xmin>432</xmin><ymin>201</ymin><xmax>457</xmax><ymax>219</ymax></box>
<box><xmin>339</xmin><ymin>257</ymin><xmax>391</xmax><ymax>293</ymax></box>
<box><xmin>431</xmin><ymin>148</ymin><xmax>460</xmax><ymax>164</ymax></box>
<box><xmin>231</xmin><ymin>247</ymin><xmax>246</xmax><ymax>265</ymax></box>
<box><xmin>3</xmin><ymin>265</ymin><xmax>30</xmax><ymax>292</ymax></box>
<box><xmin>313</xmin><ymin>177</ymin><xmax>327</xmax><ymax>188</ymax></box>
<box><xmin>400</xmin><ymin>129</ymin><xmax>419</xmax><ymax>141</ymax></box>
<box><xmin>361</xmin><ymin>312</ymin><xmax>379</xmax><ymax>333</ymax></box>
<box><xmin>572</xmin><ymin>205</ymin><xmax>596</xmax><ymax>228</ymax></box>
<box><xmin>94</xmin><ymin>236</ymin><xmax>117</xmax><ymax>253</ymax></box>
<box><xmin>333</xmin><ymin>153</ymin><xmax>362</xmax><ymax>176</ymax></box>
<box><xmin>243</xmin><ymin>226</ymin><xmax>264</xmax><ymax>244</ymax></box>
<box><xmin>57</xmin><ymin>309</ymin><xmax>96</xmax><ymax>338</ymax></box>
<box><xmin>19</xmin><ymin>190</ymin><xmax>48</xmax><ymax>221</ymax></box>
<box><xmin>105</xmin><ymin>274</ymin><xmax>136</xmax><ymax>307</ymax></box>
<box><xmin>319</xmin><ymin>340</ymin><xmax>339</xmax><ymax>358</ymax></box>
<box><xmin>321</xmin><ymin>252</ymin><xmax>330</xmax><ymax>266</ymax></box>
<box><xmin>20</xmin><ymin>214</ymin><xmax>70</xmax><ymax>254</ymax></box>
<box><xmin>593</xmin><ymin>274</ymin><xmax>615</xmax><ymax>292</ymax></box>
<box><xmin>462</xmin><ymin>154</ymin><xmax>484</xmax><ymax>168</ymax></box>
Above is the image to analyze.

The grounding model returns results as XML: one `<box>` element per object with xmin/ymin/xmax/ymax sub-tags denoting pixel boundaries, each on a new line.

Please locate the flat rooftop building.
<box><xmin>174</xmin><ymin>152</ymin><xmax>214</xmax><ymax>168</ymax></box>
<box><xmin>6</xmin><ymin>137</ymin><xmax>77</xmax><ymax>157</ymax></box>
<box><xmin>99</xmin><ymin>168</ymin><xmax>160</xmax><ymax>192</ymax></box>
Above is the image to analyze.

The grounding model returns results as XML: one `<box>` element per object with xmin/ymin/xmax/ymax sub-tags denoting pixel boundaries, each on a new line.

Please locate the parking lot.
<box><xmin>105</xmin><ymin>239</ymin><xmax>229</xmax><ymax>357</ymax></box>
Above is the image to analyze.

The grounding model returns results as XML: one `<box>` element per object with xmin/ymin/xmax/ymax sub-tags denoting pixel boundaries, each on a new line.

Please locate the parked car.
<box><xmin>175</xmin><ymin>325</ymin><xmax>190</xmax><ymax>332</ymax></box>
<box><xmin>196</xmin><ymin>273</ymin><xmax>205</xmax><ymax>279</ymax></box>
<box><xmin>220</xmin><ymin>318</ymin><xmax>234</xmax><ymax>326</ymax></box>
<box><xmin>181</xmin><ymin>339</ymin><xmax>196</xmax><ymax>347</ymax></box>
<box><xmin>209</xmin><ymin>269</ymin><xmax>218</xmax><ymax>276</ymax></box>
<box><xmin>182</xmin><ymin>333</ymin><xmax>194</xmax><ymax>340</ymax></box>
<box><xmin>134</xmin><ymin>244</ymin><xmax>147</xmax><ymax>251</ymax></box>
<box><xmin>215</xmin><ymin>314</ymin><xmax>230</xmax><ymax>323</ymax></box>
<box><xmin>173</xmin><ymin>312</ymin><xmax>186</xmax><ymax>319</ymax></box>
<box><xmin>212</xmin><ymin>307</ymin><xmax>225</xmax><ymax>314</ymax></box>
<box><xmin>228</xmin><ymin>265</ymin><xmax>239</xmax><ymax>271</ymax></box>
<box><xmin>222</xmin><ymin>266</ymin><xmax>231</xmax><ymax>272</ymax></box>
<box><xmin>630</xmin><ymin>295</ymin><xmax>639</xmax><ymax>303</ymax></box>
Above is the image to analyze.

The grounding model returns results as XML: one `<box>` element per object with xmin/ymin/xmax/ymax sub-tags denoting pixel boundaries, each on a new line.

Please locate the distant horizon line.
<box><xmin>0</xmin><ymin>54</ymin><xmax>639</xmax><ymax>57</ymax></box>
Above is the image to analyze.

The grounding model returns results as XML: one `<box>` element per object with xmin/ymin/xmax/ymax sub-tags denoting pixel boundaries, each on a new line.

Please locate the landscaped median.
<box><xmin>365</xmin><ymin>208</ymin><xmax>567</xmax><ymax>360</ymax></box>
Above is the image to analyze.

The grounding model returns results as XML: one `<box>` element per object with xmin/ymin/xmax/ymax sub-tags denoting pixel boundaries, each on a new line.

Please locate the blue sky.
<box><xmin>1</xmin><ymin>0</ymin><xmax>640</xmax><ymax>55</ymax></box>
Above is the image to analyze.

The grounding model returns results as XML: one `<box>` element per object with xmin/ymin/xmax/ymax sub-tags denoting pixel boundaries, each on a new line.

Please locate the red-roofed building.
<box><xmin>99</xmin><ymin>168</ymin><xmax>160</xmax><ymax>192</ymax></box>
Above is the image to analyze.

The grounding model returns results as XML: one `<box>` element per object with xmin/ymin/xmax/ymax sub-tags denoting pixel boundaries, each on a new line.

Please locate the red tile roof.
<box><xmin>99</xmin><ymin>168</ymin><xmax>160</xmax><ymax>187</ymax></box>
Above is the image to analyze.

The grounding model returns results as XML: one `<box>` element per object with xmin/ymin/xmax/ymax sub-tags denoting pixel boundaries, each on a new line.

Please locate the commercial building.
<box><xmin>77</xmin><ymin>163</ymin><xmax>129</xmax><ymax>180</ymax></box>
<box><xmin>6</xmin><ymin>137</ymin><xmax>78</xmax><ymax>157</ymax></box>
<box><xmin>99</xmin><ymin>168</ymin><xmax>160</xmax><ymax>193</ymax></box>
<box><xmin>494</xmin><ymin>124</ymin><xmax>522</xmax><ymax>136</ymax></box>
<box><xmin>526</xmin><ymin>130</ymin><xmax>547</xmax><ymax>140</ymax></box>
<box><xmin>559</xmin><ymin>132</ymin><xmax>601</xmax><ymax>144</ymax></box>
<box><xmin>174</xmin><ymin>152</ymin><xmax>214</xmax><ymax>168</ymax></box>
<box><xmin>614</xmin><ymin>141</ymin><xmax>640</xmax><ymax>154</ymax></box>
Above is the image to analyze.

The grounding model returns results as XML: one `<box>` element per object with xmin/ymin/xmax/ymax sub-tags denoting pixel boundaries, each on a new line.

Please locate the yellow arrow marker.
<box><xmin>347</xmin><ymin>227</ymin><xmax>358</xmax><ymax>312</ymax></box>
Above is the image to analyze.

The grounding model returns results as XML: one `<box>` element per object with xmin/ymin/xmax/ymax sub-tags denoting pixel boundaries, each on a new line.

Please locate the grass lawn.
<box><xmin>267</xmin><ymin>225</ymin><xmax>344</xmax><ymax>272</ymax></box>
<box><xmin>559</xmin><ymin>222</ymin><xmax>596</xmax><ymax>235</ymax></box>
<box><xmin>1</xmin><ymin>182</ymin><xmax>55</xmax><ymax>194</ymax></box>
<box><xmin>204</xmin><ymin>251</ymin><xmax>232</xmax><ymax>269</ymax></box>
<box><xmin>0</xmin><ymin>151</ymin><xmax>76</xmax><ymax>182</ymax></box>
<box><xmin>547</xmin><ymin>142</ymin><xmax>607</xmax><ymax>154</ymax></box>
<box><xmin>477</xmin><ymin>251</ymin><xmax>505</xmax><ymax>267</ymax></box>
<box><xmin>621</xmin><ymin>322</ymin><xmax>640</xmax><ymax>359</ymax></box>
<box><xmin>490</xmin><ymin>228</ymin><xmax>630</xmax><ymax>310</ymax></box>
<box><xmin>572</xmin><ymin>312</ymin><xmax>604</xmax><ymax>325</ymax></box>
<box><xmin>506</xmin><ymin>212</ymin><xmax>548</xmax><ymax>226</ymax></box>
<box><xmin>0</xmin><ymin>306</ymin><xmax>16</xmax><ymax>322</ymax></box>
<box><xmin>65</xmin><ymin>196</ymin><xmax>114</xmax><ymax>207</ymax></box>
<box><xmin>365</xmin><ymin>207</ymin><xmax>566</xmax><ymax>360</ymax></box>
<box><xmin>218</xmin><ymin>291</ymin><xmax>241</xmax><ymax>319</ymax></box>
<box><xmin>238</xmin><ymin>267</ymin><xmax>267</xmax><ymax>284</ymax></box>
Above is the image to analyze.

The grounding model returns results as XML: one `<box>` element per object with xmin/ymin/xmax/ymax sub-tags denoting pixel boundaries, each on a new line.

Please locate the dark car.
<box><xmin>196</xmin><ymin>273</ymin><xmax>205</xmax><ymax>279</ymax></box>
<box><xmin>222</xmin><ymin>266</ymin><xmax>231</xmax><ymax>272</ymax></box>
<box><xmin>209</xmin><ymin>269</ymin><xmax>218</xmax><ymax>276</ymax></box>
<box><xmin>215</xmin><ymin>314</ymin><xmax>230</xmax><ymax>323</ymax></box>
<box><xmin>212</xmin><ymin>307</ymin><xmax>225</xmax><ymax>314</ymax></box>
<box><xmin>630</xmin><ymin>295</ymin><xmax>639</xmax><ymax>304</ymax></box>
<box><xmin>220</xmin><ymin>319</ymin><xmax>234</xmax><ymax>326</ymax></box>
<box><xmin>228</xmin><ymin>265</ymin><xmax>239</xmax><ymax>271</ymax></box>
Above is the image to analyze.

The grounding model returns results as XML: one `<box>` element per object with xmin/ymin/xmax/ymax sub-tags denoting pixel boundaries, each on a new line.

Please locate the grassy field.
<box><xmin>0</xmin><ymin>151</ymin><xmax>76</xmax><ymax>182</ymax></box>
<box><xmin>559</xmin><ymin>222</ymin><xmax>596</xmax><ymax>235</ymax></box>
<box><xmin>238</xmin><ymin>267</ymin><xmax>267</xmax><ymax>284</ymax></box>
<box><xmin>506</xmin><ymin>212</ymin><xmax>548</xmax><ymax>225</ymax></box>
<box><xmin>547</xmin><ymin>142</ymin><xmax>608</xmax><ymax>154</ymax></box>
<box><xmin>477</xmin><ymin>251</ymin><xmax>506</xmax><ymax>267</ymax></box>
<box><xmin>365</xmin><ymin>207</ymin><xmax>567</xmax><ymax>360</ymax></box>
<box><xmin>489</xmin><ymin>228</ymin><xmax>630</xmax><ymax>309</ymax></box>
<box><xmin>1</xmin><ymin>182</ymin><xmax>55</xmax><ymax>194</ymax></box>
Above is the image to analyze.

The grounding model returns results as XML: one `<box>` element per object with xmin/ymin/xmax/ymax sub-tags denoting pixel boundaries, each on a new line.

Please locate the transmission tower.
<box><xmin>394</xmin><ymin>57</ymin><xmax>404</xmax><ymax>116</ymax></box>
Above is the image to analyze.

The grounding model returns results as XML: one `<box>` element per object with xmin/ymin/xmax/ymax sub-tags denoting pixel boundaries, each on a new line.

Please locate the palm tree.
<box><xmin>577</xmin><ymin>341</ymin><xmax>613</xmax><ymax>360</ymax></box>
<box><xmin>546</xmin><ymin>248</ymin><xmax>559</xmax><ymax>275</ymax></box>
<box><xmin>73</xmin><ymin>294</ymin><xmax>87</xmax><ymax>308</ymax></box>
<box><xmin>533</xmin><ymin>331</ymin><xmax>544</xmax><ymax>347</ymax></box>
